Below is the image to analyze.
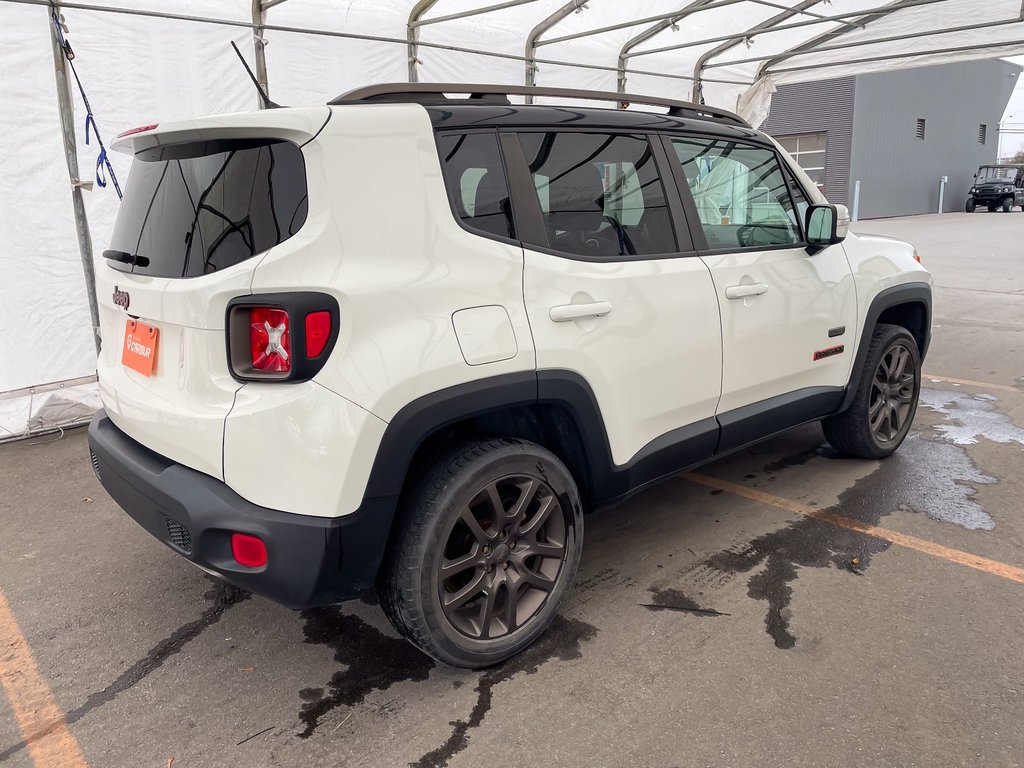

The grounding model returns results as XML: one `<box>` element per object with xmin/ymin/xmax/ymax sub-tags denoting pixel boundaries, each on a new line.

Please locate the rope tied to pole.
<box><xmin>49</xmin><ymin>6</ymin><xmax>122</xmax><ymax>199</ymax></box>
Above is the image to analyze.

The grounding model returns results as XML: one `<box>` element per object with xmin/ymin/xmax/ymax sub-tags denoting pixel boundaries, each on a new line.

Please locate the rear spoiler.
<box><xmin>110</xmin><ymin>107</ymin><xmax>331</xmax><ymax>154</ymax></box>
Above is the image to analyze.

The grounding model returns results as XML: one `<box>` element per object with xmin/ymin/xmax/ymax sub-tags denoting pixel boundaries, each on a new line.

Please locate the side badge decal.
<box><xmin>813</xmin><ymin>344</ymin><xmax>845</xmax><ymax>361</ymax></box>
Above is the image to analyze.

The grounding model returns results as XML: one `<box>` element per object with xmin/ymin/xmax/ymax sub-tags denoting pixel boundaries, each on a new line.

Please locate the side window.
<box><xmin>517</xmin><ymin>132</ymin><xmax>677</xmax><ymax>259</ymax></box>
<box><xmin>437</xmin><ymin>132</ymin><xmax>515</xmax><ymax>240</ymax></box>
<box><xmin>670</xmin><ymin>137</ymin><xmax>802</xmax><ymax>250</ymax></box>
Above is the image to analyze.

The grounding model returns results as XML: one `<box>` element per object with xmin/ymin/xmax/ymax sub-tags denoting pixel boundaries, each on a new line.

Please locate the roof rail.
<box><xmin>329</xmin><ymin>83</ymin><xmax>750</xmax><ymax>127</ymax></box>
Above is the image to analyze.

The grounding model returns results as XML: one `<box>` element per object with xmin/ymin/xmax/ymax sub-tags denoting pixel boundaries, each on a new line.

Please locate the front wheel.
<box><xmin>1003</xmin><ymin>197</ymin><xmax>1013</xmax><ymax>213</ymax></box>
<box><xmin>822</xmin><ymin>324</ymin><xmax>921</xmax><ymax>459</ymax></box>
<box><xmin>378</xmin><ymin>438</ymin><xmax>583</xmax><ymax>668</ymax></box>
<box><xmin>965</xmin><ymin>198</ymin><xmax>976</xmax><ymax>213</ymax></box>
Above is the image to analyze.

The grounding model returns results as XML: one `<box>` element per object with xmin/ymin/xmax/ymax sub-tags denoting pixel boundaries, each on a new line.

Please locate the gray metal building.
<box><xmin>761</xmin><ymin>59</ymin><xmax>1022</xmax><ymax>219</ymax></box>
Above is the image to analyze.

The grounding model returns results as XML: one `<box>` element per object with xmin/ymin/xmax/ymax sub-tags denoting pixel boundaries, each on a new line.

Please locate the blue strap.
<box><xmin>95</xmin><ymin>149</ymin><xmax>108</xmax><ymax>189</ymax></box>
<box><xmin>51</xmin><ymin>11</ymin><xmax>122</xmax><ymax>199</ymax></box>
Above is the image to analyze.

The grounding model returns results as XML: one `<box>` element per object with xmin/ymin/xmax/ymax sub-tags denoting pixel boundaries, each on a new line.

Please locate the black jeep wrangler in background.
<box><xmin>966</xmin><ymin>164</ymin><xmax>1024</xmax><ymax>212</ymax></box>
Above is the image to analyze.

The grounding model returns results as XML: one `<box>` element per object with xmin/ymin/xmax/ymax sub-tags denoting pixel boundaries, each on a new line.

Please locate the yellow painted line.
<box><xmin>924</xmin><ymin>374</ymin><xmax>1019</xmax><ymax>394</ymax></box>
<box><xmin>0</xmin><ymin>589</ymin><xmax>87</xmax><ymax>768</ymax></box>
<box><xmin>685</xmin><ymin>472</ymin><xmax>1024</xmax><ymax>586</ymax></box>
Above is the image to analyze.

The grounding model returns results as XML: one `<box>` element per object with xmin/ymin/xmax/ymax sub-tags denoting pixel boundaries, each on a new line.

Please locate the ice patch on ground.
<box><xmin>895</xmin><ymin>434</ymin><xmax>996</xmax><ymax>530</ymax></box>
<box><xmin>919</xmin><ymin>389</ymin><xmax>1024</xmax><ymax>447</ymax></box>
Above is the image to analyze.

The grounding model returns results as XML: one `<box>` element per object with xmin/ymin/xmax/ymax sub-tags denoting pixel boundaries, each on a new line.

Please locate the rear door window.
<box><xmin>670</xmin><ymin>137</ymin><xmax>802</xmax><ymax>250</ymax></box>
<box><xmin>436</xmin><ymin>132</ymin><xmax>515</xmax><ymax>240</ymax></box>
<box><xmin>108</xmin><ymin>138</ymin><xmax>308</xmax><ymax>278</ymax></box>
<box><xmin>516</xmin><ymin>132</ymin><xmax>677</xmax><ymax>259</ymax></box>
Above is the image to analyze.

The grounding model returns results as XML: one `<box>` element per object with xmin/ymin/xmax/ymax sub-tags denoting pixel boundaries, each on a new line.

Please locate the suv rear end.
<box><xmin>88</xmin><ymin>107</ymin><xmax>392</xmax><ymax>606</ymax></box>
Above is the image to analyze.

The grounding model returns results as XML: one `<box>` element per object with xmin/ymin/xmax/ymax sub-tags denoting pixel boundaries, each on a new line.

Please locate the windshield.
<box><xmin>108</xmin><ymin>138</ymin><xmax>308</xmax><ymax>278</ymax></box>
<box><xmin>976</xmin><ymin>166</ymin><xmax>1017</xmax><ymax>184</ymax></box>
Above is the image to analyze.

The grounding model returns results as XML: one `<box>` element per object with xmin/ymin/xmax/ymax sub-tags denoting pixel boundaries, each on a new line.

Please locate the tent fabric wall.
<box><xmin>1</xmin><ymin>0</ymin><xmax>1023</xmax><ymax>436</ymax></box>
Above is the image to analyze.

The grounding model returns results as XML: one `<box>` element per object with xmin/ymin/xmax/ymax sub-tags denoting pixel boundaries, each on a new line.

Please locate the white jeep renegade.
<box><xmin>87</xmin><ymin>84</ymin><xmax>931</xmax><ymax>668</ymax></box>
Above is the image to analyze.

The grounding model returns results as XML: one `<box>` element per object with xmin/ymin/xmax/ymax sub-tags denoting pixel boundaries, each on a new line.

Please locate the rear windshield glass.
<box><xmin>108</xmin><ymin>138</ymin><xmax>307</xmax><ymax>278</ymax></box>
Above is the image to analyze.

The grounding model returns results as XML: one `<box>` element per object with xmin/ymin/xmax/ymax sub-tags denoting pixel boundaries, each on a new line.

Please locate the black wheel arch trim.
<box><xmin>838</xmin><ymin>281</ymin><xmax>931</xmax><ymax>414</ymax></box>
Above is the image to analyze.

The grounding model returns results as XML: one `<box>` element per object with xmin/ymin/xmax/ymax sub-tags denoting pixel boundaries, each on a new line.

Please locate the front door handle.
<box><xmin>549</xmin><ymin>301</ymin><xmax>613</xmax><ymax>322</ymax></box>
<box><xmin>725</xmin><ymin>283</ymin><xmax>769</xmax><ymax>300</ymax></box>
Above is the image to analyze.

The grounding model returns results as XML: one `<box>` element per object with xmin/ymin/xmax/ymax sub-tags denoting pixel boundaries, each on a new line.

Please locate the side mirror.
<box><xmin>805</xmin><ymin>204</ymin><xmax>847</xmax><ymax>250</ymax></box>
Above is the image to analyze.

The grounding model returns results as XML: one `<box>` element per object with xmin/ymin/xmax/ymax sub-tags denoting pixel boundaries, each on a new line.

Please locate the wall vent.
<box><xmin>978</xmin><ymin>124</ymin><xmax>987</xmax><ymax>145</ymax></box>
<box><xmin>915</xmin><ymin>118</ymin><xmax>926</xmax><ymax>141</ymax></box>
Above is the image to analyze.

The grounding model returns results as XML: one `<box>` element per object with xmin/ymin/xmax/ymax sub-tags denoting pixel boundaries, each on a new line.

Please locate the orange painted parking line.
<box><xmin>685</xmin><ymin>472</ymin><xmax>1024</xmax><ymax>586</ymax></box>
<box><xmin>0</xmin><ymin>589</ymin><xmax>87</xmax><ymax>768</ymax></box>
<box><xmin>924</xmin><ymin>374</ymin><xmax>1019</xmax><ymax>394</ymax></box>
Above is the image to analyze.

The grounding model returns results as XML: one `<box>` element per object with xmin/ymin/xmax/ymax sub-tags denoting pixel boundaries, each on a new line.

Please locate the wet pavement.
<box><xmin>2</xmin><ymin>213</ymin><xmax>1023</xmax><ymax>767</ymax></box>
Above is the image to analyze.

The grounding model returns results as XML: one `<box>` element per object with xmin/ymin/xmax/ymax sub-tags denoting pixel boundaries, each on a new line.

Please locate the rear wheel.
<box><xmin>378</xmin><ymin>439</ymin><xmax>583</xmax><ymax>668</ymax></box>
<box><xmin>822</xmin><ymin>324</ymin><xmax>921</xmax><ymax>459</ymax></box>
<box><xmin>987</xmin><ymin>205</ymin><xmax>997</xmax><ymax>212</ymax></box>
<box><xmin>965</xmin><ymin>198</ymin><xmax>976</xmax><ymax>213</ymax></box>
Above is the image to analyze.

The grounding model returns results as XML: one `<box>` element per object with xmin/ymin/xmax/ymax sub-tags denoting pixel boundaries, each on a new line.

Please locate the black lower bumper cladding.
<box><xmin>86</xmin><ymin>411</ymin><xmax>393</xmax><ymax>607</ymax></box>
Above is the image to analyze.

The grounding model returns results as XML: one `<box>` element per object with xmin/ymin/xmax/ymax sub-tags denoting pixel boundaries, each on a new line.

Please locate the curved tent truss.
<box><xmin>1</xmin><ymin>0</ymin><xmax>1023</xmax><ymax>437</ymax></box>
<box><xmin>5</xmin><ymin>0</ymin><xmax>1024</xmax><ymax>118</ymax></box>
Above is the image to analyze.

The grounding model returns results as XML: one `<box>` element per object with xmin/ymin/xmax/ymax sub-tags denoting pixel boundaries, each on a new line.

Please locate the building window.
<box><xmin>776</xmin><ymin>132</ymin><xmax>826</xmax><ymax>193</ymax></box>
<box><xmin>979</xmin><ymin>124</ymin><xmax>987</xmax><ymax>145</ymax></box>
<box><xmin>915</xmin><ymin>118</ymin><xmax>926</xmax><ymax>140</ymax></box>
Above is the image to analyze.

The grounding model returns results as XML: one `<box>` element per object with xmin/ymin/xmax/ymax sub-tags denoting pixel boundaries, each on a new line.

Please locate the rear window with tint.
<box><xmin>108</xmin><ymin>139</ymin><xmax>308</xmax><ymax>278</ymax></box>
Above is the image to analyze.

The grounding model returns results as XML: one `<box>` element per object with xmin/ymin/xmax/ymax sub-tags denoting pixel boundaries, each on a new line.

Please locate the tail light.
<box><xmin>250</xmin><ymin>308</ymin><xmax>291</xmax><ymax>372</ymax></box>
<box><xmin>227</xmin><ymin>293</ymin><xmax>339</xmax><ymax>382</ymax></box>
<box><xmin>117</xmin><ymin>123</ymin><xmax>159</xmax><ymax>138</ymax></box>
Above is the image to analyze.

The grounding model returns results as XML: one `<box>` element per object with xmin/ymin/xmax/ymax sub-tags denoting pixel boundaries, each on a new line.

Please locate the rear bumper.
<box><xmin>87</xmin><ymin>411</ymin><xmax>395</xmax><ymax>607</ymax></box>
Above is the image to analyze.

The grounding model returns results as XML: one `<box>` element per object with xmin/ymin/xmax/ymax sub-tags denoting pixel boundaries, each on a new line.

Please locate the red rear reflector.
<box><xmin>117</xmin><ymin>123</ymin><xmax>159</xmax><ymax>138</ymax></box>
<box><xmin>249</xmin><ymin>308</ymin><xmax>291</xmax><ymax>372</ymax></box>
<box><xmin>231</xmin><ymin>533</ymin><xmax>267</xmax><ymax>568</ymax></box>
<box><xmin>305</xmin><ymin>311</ymin><xmax>331</xmax><ymax>358</ymax></box>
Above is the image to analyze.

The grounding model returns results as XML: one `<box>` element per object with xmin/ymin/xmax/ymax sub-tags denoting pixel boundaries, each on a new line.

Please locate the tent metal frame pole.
<box><xmin>539</xmin><ymin>0</ymin><xmax>752</xmax><ymax>47</ymax></box>
<box><xmin>525</xmin><ymin>0</ymin><xmax>586</xmax><ymax>102</ymax></box>
<box><xmin>751</xmin><ymin>0</ymin><xmax>968</xmax><ymax>76</ymax></box>
<box><xmin>691</xmin><ymin>0</ymin><xmax>827</xmax><ymax>101</ymax></box>
<box><xmin>624</xmin><ymin>0</ymin><xmax>946</xmax><ymax>60</ymax></box>
<box><xmin>713</xmin><ymin>16</ymin><xmax>1024</xmax><ymax>70</ymax></box>
<box><xmin>616</xmin><ymin>0</ymin><xmax>718</xmax><ymax>96</ymax></box>
<box><xmin>768</xmin><ymin>37</ymin><xmax>1024</xmax><ymax>76</ymax></box>
<box><xmin>413</xmin><ymin>0</ymin><xmax>540</xmax><ymax>27</ymax></box>
<box><xmin>252</xmin><ymin>0</ymin><xmax>269</xmax><ymax>104</ymax></box>
<box><xmin>47</xmin><ymin>2</ymin><xmax>101</xmax><ymax>356</ymax></box>
<box><xmin>407</xmin><ymin>0</ymin><xmax>439</xmax><ymax>82</ymax></box>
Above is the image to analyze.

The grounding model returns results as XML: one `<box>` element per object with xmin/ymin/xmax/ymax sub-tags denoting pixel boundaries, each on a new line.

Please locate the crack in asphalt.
<box><xmin>410</xmin><ymin>617</ymin><xmax>597</xmax><ymax>768</ymax></box>
<box><xmin>0</xmin><ymin>580</ymin><xmax>250</xmax><ymax>763</ymax></box>
<box><xmin>296</xmin><ymin>607</ymin><xmax>435</xmax><ymax>739</ymax></box>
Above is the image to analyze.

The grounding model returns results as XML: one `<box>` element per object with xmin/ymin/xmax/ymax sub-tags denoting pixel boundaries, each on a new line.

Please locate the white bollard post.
<box><xmin>852</xmin><ymin>180</ymin><xmax>861</xmax><ymax>222</ymax></box>
<box><xmin>938</xmin><ymin>176</ymin><xmax>947</xmax><ymax>214</ymax></box>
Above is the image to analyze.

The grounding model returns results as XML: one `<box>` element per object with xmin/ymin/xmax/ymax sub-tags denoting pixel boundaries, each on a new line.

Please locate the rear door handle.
<box><xmin>549</xmin><ymin>301</ymin><xmax>613</xmax><ymax>322</ymax></box>
<box><xmin>725</xmin><ymin>283</ymin><xmax>769</xmax><ymax>300</ymax></box>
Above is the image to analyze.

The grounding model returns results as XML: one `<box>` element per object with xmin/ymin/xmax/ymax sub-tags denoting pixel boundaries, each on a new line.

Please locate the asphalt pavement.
<box><xmin>1</xmin><ymin>211</ymin><xmax>1022</xmax><ymax>768</ymax></box>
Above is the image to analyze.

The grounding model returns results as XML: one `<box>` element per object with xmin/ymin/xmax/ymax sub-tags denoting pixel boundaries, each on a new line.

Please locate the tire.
<box><xmin>965</xmin><ymin>198</ymin><xmax>976</xmax><ymax>213</ymax></box>
<box><xmin>378</xmin><ymin>438</ymin><xmax>583</xmax><ymax>668</ymax></box>
<box><xmin>1002</xmin><ymin>198</ymin><xmax>1013</xmax><ymax>213</ymax></box>
<box><xmin>988</xmin><ymin>205</ymin><xmax>997</xmax><ymax>212</ymax></box>
<box><xmin>822</xmin><ymin>324</ymin><xmax>921</xmax><ymax>460</ymax></box>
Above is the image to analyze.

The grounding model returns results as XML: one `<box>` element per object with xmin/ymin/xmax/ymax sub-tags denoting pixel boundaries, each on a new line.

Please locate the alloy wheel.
<box><xmin>437</xmin><ymin>475</ymin><xmax>567</xmax><ymax>640</ymax></box>
<box><xmin>869</xmin><ymin>342</ymin><xmax>916</xmax><ymax>445</ymax></box>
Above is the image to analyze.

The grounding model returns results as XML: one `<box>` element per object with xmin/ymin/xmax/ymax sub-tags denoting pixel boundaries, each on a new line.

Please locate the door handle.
<box><xmin>725</xmin><ymin>283</ymin><xmax>769</xmax><ymax>300</ymax></box>
<box><xmin>549</xmin><ymin>301</ymin><xmax>613</xmax><ymax>322</ymax></box>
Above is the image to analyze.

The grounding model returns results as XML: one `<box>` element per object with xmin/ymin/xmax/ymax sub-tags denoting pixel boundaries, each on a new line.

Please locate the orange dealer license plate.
<box><xmin>122</xmin><ymin>319</ymin><xmax>159</xmax><ymax>376</ymax></box>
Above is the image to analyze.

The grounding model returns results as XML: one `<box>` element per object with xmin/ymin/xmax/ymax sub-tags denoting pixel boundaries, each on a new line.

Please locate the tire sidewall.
<box><xmin>409</xmin><ymin>442</ymin><xmax>583</xmax><ymax>667</ymax></box>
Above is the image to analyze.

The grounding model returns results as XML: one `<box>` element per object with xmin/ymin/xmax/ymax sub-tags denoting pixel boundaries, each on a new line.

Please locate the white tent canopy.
<box><xmin>2</xmin><ymin>0</ymin><xmax>1023</xmax><ymax>437</ymax></box>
